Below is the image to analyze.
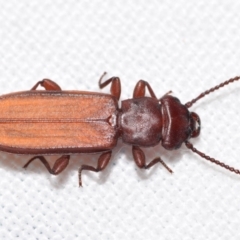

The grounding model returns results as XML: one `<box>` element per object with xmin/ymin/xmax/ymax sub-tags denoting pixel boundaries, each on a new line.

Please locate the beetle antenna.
<box><xmin>185</xmin><ymin>76</ymin><xmax>240</xmax><ymax>108</ymax></box>
<box><xmin>185</xmin><ymin>141</ymin><xmax>240</xmax><ymax>175</ymax></box>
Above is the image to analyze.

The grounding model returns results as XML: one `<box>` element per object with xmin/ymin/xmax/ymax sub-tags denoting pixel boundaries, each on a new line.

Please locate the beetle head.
<box><xmin>189</xmin><ymin>112</ymin><xmax>201</xmax><ymax>138</ymax></box>
<box><xmin>185</xmin><ymin>76</ymin><xmax>240</xmax><ymax>176</ymax></box>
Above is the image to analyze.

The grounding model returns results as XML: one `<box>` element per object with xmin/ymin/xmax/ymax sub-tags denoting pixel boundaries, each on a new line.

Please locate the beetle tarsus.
<box><xmin>78</xmin><ymin>165</ymin><xmax>97</xmax><ymax>187</ymax></box>
<box><xmin>155</xmin><ymin>158</ymin><xmax>173</xmax><ymax>173</ymax></box>
<box><xmin>78</xmin><ymin>151</ymin><xmax>112</xmax><ymax>187</ymax></box>
<box><xmin>99</xmin><ymin>72</ymin><xmax>107</xmax><ymax>82</ymax></box>
<box><xmin>159</xmin><ymin>90</ymin><xmax>173</xmax><ymax>100</ymax></box>
<box><xmin>144</xmin><ymin>157</ymin><xmax>173</xmax><ymax>173</ymax></box>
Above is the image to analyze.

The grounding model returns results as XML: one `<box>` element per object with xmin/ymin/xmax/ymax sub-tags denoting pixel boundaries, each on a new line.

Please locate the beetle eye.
<box><xmin>190</xmin><ymin>112</ymin><xmax>201</xmax><ymax>138</ymax></box>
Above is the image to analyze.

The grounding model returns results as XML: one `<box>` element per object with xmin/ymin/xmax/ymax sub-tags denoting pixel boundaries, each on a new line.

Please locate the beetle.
<box><xmin>0</xmin><ymin>73</ymin><xmax>239</xmax><ymax>186</ymax></box>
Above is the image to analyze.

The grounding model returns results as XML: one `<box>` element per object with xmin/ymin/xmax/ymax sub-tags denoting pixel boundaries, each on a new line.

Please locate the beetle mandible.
<box><xmin>0</xmin><ymin>73</ymin><xmax>239</xmax><ymax>186</ymax></box>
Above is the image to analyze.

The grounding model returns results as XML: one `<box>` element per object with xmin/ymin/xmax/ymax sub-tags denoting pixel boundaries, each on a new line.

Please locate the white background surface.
<box><xmin>0</xmin><ymin>1</ymin><xmax>240</xmax><ymax>239</ymax></box>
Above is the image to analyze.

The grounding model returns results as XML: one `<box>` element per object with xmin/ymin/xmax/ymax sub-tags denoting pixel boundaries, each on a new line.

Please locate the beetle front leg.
<box><xmin>78</xmin><ymin>151</ymin><xmax>112</xmax><ymax>187</ymax></box>
<box><xmin>31</xmin><ymin>79</ymin><xmax>62</xmax><ymax>91</ymax></box>
<box><xmin>23</xmin><ymin>155</ymin><xmax>70</xmax><ymax>175</ymax></box>
<box><xmin>132</xmin><ymin>146</ymin><xmax>173</xmax><ymax>173</ymax></box>
<box><xmin>133</xmin><ymin>80</ymin><xmax>158</xmax><ymax>98</ymax></box>
<box><xmin>99</xmin><ymin>72</ymin><xmax>121</xmax><ymax>100</ymax></box>
<box><xmin>133</xmin><ymin>80</ymin><xmax>172</xmax><ymax>99</ymax></box>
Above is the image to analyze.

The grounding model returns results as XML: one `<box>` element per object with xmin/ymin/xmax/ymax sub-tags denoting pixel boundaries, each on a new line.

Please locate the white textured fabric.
<box><xmin>0</xmin><ymin>1</ymin><xmax>240</xmax><ymax>239</ymax></box>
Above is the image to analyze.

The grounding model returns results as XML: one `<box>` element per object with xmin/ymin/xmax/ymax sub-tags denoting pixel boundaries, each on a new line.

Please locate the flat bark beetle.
<box><xmin>0</xmin><ymin>73</ymin><xmax>239</xmax><ymax>186</ymax></box>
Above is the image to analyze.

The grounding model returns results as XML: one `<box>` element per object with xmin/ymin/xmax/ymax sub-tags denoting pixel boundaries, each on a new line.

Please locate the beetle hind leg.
<box><xmin>23</xmin><ymin>155</ymin><xmax>70</xmax><ymax>175</ymax></box>
<box><xmin>31</xmin><ymin>79</ymin><xmax>62</xmax><ymax>91</ymax></box>
<box><xmin>78</xmin><ymin>151</ymin><xmax>112</xmax><ymax>187</ymax></box>
<box><xmin>132</xmin><ymin>146</ymin><xmax>173</xmax><ymax>173</ymax></box>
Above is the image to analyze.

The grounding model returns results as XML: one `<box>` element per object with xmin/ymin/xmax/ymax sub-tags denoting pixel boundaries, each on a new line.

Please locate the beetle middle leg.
<box><xmin>98</xmin><ymin>72</ymin><xmax>121</xmax><ymax>100</ymax></box>
<box><xmin>31</xmin><ymin>79</ymin><xmax>62</xmax><ymax>91</ymax></box>
<box><xmin>132</xmin><ymin>146</ymin><xmax>173</xmax><ymax>173</ymax></box>
<box><xmin>23</xmin><ymin>155</ymin><xmax>70</xmax><ymax>175</ymax></box>
<box><xmin>78</xmin><ymin>151</ymin><xmax>112</xmax><ymax>187</ymax></box>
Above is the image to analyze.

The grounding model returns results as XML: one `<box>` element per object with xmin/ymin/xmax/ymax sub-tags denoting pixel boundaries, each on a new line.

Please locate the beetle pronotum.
<box><xmin>0</xmin><ymin>73</ymin><xmax>239</xmax><ymax>186</ymax></box>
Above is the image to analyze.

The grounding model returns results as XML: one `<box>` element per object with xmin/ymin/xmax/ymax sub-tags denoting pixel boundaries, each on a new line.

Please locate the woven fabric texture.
<box><xmin>0</xmin><ymin>1</ymin><xmax>240</xmax><ymax>239</ymax></box>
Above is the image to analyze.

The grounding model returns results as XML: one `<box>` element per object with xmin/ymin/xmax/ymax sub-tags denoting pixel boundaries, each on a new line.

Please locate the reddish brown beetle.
<box><xmin>0</xmin><ymin>73</ymin><xmax>239</xmax><ymax>186</ymax></box>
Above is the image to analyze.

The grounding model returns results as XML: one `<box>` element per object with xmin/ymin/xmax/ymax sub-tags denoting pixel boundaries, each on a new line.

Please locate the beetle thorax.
<box><xmin>119</xmin><ymin>97</ymin><xmax>163</xmax><ymax>147</ymax></box>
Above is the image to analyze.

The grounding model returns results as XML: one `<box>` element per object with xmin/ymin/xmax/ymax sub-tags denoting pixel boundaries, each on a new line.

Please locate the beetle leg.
<box><xmin>132</xmin><ymin>146</ymin><xmax>173</xmax><ymax>173</ymax></box>
<box><xmin>133</xmin><ymin>80</ymin><xmax>157</xmax><ymax>99</ymax></box>
<box><xmin>160</xmin><ymin>90</ymin><xmax>172</xmax><ymax>99</ymax></box>
<box><xmin>98</xmin><ymin>72</ymin><xmax>121</xmax><ymax>100</ymax></box>
<box><xmin>23</xmin><ymin>155</ymin><xmax>70</xmax><ymax>175</ymax></box>
<box><xmin>31</xmin><ymin>79</ymin><xmax>62</xmax><ymax>91</ymax></box>
<box><xmin>78</xmin><ymin>151</ymin><xmax>112</xmax><ymax>187</ymax></box>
